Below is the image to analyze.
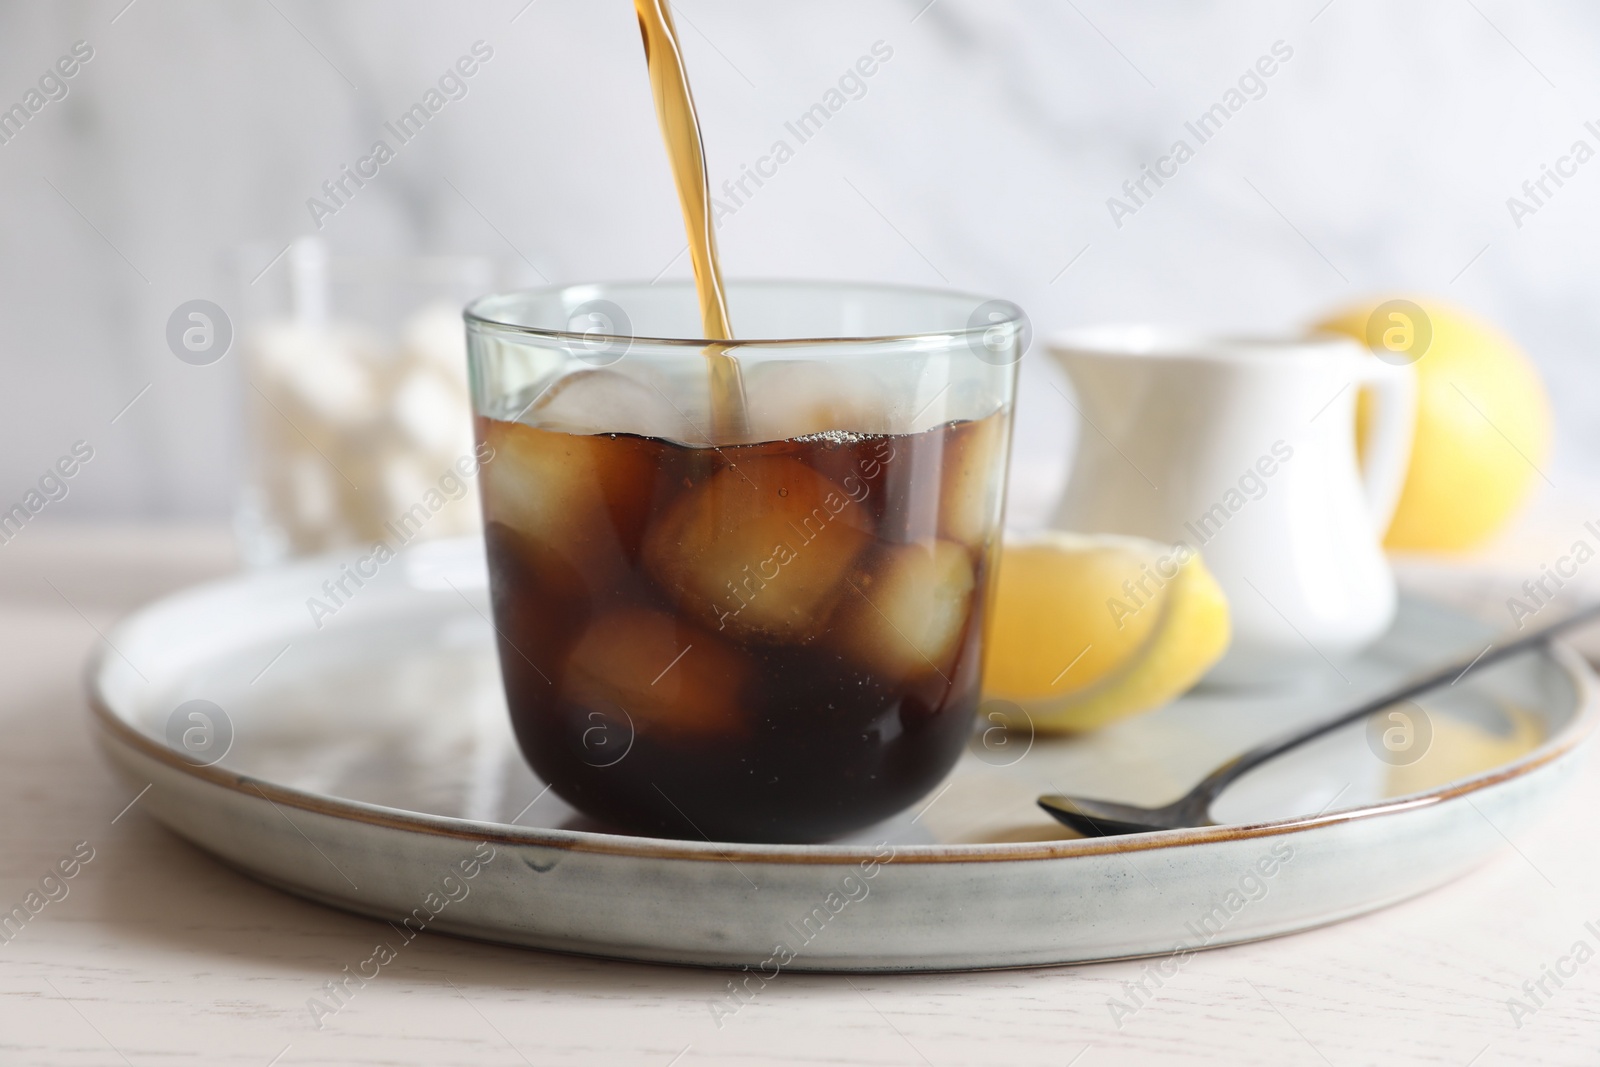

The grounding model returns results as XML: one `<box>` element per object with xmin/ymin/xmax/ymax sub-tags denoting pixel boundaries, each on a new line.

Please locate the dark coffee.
<box><xmin>478</xmin><ymin>411</ymin><xmax>1003</xmax><ymax>842</ymax></box>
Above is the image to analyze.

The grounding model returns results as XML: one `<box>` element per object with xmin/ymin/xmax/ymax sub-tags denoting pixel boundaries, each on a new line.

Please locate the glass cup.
<box><xmin>236</xmin><ymin>239</ymin><xmax>495</xmax><ymax>565</ymax></box>
<box><xmin>464</xmin><ymin>281</ymin><xmax>1024</xmax><ymax>842</ymax></box>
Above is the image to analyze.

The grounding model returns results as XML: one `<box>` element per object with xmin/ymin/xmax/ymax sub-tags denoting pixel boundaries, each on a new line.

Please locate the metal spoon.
<box><xmin>1038</xmin><ymin>603</ymin><xmax>1600</xmax><ymax>837</ymax></box>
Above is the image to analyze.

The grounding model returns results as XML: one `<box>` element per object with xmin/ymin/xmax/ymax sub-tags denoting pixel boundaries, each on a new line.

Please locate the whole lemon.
<box><xmin>1315</xmin><ymin>299</ymin><xmax>1552</xmax><ymax>552</ymax></box>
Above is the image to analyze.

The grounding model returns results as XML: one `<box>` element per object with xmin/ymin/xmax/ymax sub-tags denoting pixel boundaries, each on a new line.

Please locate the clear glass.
<box><xmin>465</xmin><ymin>280</ymin><xmax>1023</xmax><ymax>842</ymax></box>
<box><xmin>236</xmin><ymin>239</ymin><xmax>494</xmax><ymax>564</ymax></box>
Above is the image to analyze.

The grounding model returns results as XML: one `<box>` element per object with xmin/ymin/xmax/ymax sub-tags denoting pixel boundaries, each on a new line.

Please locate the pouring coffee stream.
<box><xmin>633</xmin><ymin>0</ymin><xmax>749</xmax><ymax>442</ymax></box>
<box><xmin>1039</xmin><ymin>602</ymin><xmax>1600</xmax><ymax>836</ymax></box>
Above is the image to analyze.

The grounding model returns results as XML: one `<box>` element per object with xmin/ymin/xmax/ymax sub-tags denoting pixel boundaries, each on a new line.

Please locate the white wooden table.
<box><xmin>2</xmin><ymin>524</ymin><xmax>1597</xmax><ymax>1066</ymax></box>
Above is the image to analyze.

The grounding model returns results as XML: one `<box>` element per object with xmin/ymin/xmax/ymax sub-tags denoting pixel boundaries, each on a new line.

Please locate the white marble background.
<box><xmin>3</xmin><ymin>0</ymin><xmax>1600</xmax><ymax>524</ymax></box>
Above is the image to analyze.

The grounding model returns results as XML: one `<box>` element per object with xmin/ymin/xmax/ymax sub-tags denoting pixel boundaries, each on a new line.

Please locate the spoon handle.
<box><xmin>1188</xmin><ymin>601</ymin><xmax>1600</xmax><ymax>808</ymax></box>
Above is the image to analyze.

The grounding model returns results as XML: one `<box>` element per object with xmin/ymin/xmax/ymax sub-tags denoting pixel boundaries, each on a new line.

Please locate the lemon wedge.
<box><xmin>982</xmin><ymin>532</ymin><xmax>1231</xmax><ymax>732</ymax></box>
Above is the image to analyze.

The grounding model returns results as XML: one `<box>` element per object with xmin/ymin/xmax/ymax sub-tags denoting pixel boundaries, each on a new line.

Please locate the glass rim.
<box><xmin>463</xmin><ymin>278</ymin><xmax>1026</xmax><ymax>349</ymax></box>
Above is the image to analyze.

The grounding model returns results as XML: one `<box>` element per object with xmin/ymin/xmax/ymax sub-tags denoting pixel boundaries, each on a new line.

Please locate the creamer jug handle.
<box><xmin>1351</xmin><ymin>356</ymin><xmax>1416</xmax><ymax>538</ymax></box>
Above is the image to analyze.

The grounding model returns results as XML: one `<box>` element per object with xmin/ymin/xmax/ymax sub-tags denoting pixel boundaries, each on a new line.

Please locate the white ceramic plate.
<box><xmin>88</xmin><ymin>538</ymin><xmax>1596</xmax><ymax>971</ymax></box>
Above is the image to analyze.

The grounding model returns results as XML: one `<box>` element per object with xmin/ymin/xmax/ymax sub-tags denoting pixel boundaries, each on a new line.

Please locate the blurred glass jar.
<box><xmin>236</xmin><ymin>239</ymin><xmax>492</xmax><ymax>565</ymax></box>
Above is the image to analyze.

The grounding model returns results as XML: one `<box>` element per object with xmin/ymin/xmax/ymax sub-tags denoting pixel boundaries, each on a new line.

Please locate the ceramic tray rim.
<box><xmin>85</xmin><ymin>575</ymin><xmax>1600</xmax><ymax>866</ymax></box>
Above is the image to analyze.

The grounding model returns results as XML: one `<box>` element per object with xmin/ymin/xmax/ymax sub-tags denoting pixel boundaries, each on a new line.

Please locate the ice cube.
<box><xmin>529</xmin><ymin>369</ymin><xmax>699</xmax><ymax>441</ymax></box>
<box><xmin>393</xmin><ymin>368</ymin><xmax>471</xmax><ymax>455</ymax></box>
<box><xmin>401</xmin><ymin>301</ymin><xmax>470</xmax><ymax>389</ymax></box>
<box><xmin>478</xmin><ymin>417</ymin><xmax>655</xmax><ymax>579</ymax></box>
<box><xmin>483</xmin><ymin>520</ymin><xmax>576</xmax><ymax>684</ymax></box>
<box><xmin>287</xmin><ymin>451</ymin><xmax>339</xmax><ymax>529</ymax></box>
<box><xmin>741</xmin><ymin>360</ymin><xmax>892</xmax><ymax>442</ymax></box>
<box><xmin>642</xmin><ymin>455</ymin><xmax>874</xmax><ymax>643</ymax></box>
<box><xmin>831</xmin><ymin>539</ymin><xmax>975</xmax><ymax>681</ymax></box>
<box><xmin>939</xmin><ymin>411</ymin><xmax>1006</xmax><ymax>547</ymax></box>
<box><xmin>379</xmin><ymin>453</ymin><xmax>435</xmax><ymax>520</ymax></box>
<box><xmin>251</xmin><ymin>321</ymin><xmax>382</xmax><ymax>427</ymax></box>
<box><xmin>564</xmin><ymin>607</ymin><xmax>751</xmax><ymax>739</ymax></box>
